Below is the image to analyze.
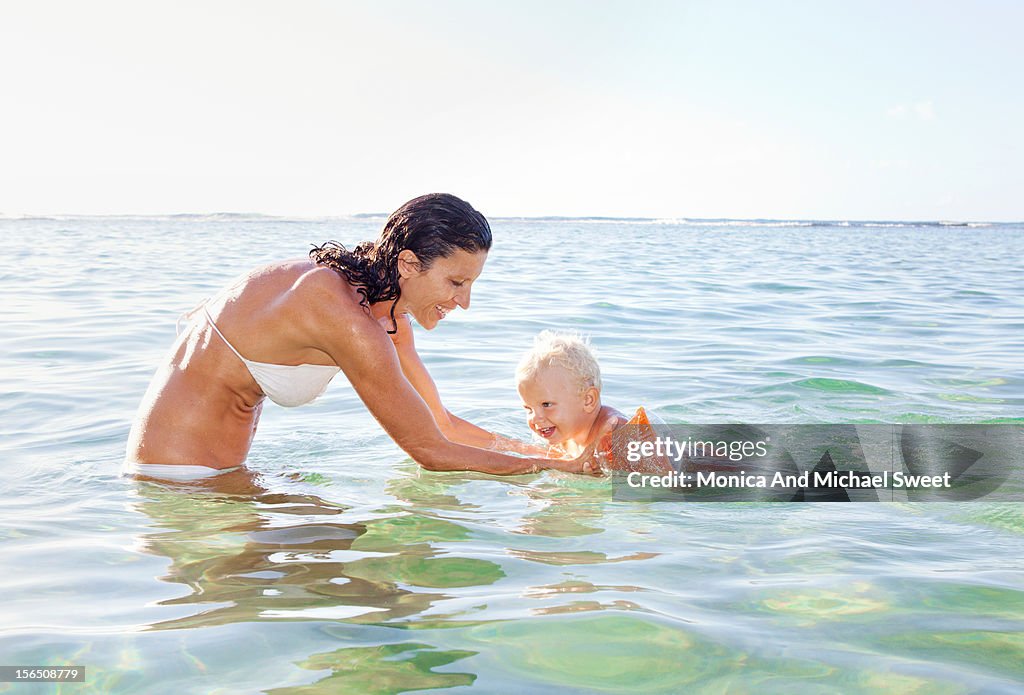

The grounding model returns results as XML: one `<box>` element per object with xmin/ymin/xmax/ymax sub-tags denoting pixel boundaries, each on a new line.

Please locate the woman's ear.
<box><xmin>583</xmin><ymin>387</ymin><xmax>600</xmax><ymax>413</ymax></box>
<box><xmin>397</xmin><ymin>250</ymin><xmax>422</xmax><ymax>278</ymax></box>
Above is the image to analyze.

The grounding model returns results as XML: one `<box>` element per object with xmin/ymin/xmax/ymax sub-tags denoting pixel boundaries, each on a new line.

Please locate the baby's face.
<box><xmin>517</xmin><ymin>365</ymin><xmax>594</xmax><ymax>448</ymax></box>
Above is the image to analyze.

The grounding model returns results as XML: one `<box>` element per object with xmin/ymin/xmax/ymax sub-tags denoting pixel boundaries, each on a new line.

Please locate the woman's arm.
<box><xmin>442</xmin><ymin>411</ymin><xmax>548</xmax><ymax>455</ymax></box>
<box><xmin>389</xmin><ymin>314</ymin><xmax>540</xmax><ymax>452</ymax></box>
<box><xmin>315</xmin><ymin>299</ymin><xmax>564</xmax><ymax>474</ymax></box>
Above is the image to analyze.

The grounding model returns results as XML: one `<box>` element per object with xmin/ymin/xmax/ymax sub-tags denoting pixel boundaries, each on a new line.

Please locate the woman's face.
<box><xmin>397</xmin><ymin>248</ymin><xmax>488</xmax><ymax>330</ymax></box>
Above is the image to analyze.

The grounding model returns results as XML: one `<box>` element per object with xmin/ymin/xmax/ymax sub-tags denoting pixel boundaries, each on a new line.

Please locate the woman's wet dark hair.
<box><xmin>310</xmin><ymin>193</ymin><xmax>492</xmax><ymax>333</ymax></box>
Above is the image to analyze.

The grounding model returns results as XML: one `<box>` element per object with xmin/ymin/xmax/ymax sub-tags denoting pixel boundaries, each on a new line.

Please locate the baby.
<box><xmin>516</xmin><ymin>331</ymin><xmax>627</xmax><ymax>459</ymax></box>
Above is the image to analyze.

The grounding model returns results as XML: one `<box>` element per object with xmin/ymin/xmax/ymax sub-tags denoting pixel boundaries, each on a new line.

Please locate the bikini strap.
<box><xmin>203</xmin><ymin>306</ymin><xmax>248</xmax><ymax>363</ymax></box>
<box><xmin>176</xmin><ymin>300</ymin><xmax>207</xmax><ymax>336</ymax></box>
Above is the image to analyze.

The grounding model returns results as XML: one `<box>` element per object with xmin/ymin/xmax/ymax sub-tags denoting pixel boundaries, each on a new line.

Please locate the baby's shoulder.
<box><xmin>588</xmin><ymin>408</ymin><xmax>629</xmax><ymax>447</ymax></box>
<box><xmin>601</xmin><ymin>406</ymin><xmax>630</xmax><ymax>430</ymax></box>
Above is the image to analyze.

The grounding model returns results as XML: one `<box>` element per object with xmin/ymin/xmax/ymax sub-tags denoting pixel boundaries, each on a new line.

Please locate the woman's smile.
<box><xmin>400</xmin><ymin>249</ymin><xmax>487</xmax><ymax>330</ymax></box>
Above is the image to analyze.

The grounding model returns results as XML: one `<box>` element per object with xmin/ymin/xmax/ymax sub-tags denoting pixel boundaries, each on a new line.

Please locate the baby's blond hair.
<box><xmin>516</xmin><ymin>330</ymin><xmax>602</xmax><ymax>394</ymax></box>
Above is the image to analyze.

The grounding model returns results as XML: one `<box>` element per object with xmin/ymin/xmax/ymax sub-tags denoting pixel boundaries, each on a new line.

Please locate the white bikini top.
<box><xmin>202</xmin><ymin>307</ymin><xmax>341</xmax><ymax>407</ymax></box>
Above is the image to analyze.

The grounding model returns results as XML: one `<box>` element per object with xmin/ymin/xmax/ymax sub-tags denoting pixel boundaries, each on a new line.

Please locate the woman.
<box><xmin>126</xmin><ymin>193</ymin><xmax>592</xmax><ymax>480</ymax></box>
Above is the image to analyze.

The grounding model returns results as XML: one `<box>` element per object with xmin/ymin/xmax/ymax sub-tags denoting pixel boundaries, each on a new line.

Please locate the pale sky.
<box><xmin>2</xmin><ymin>0</ymin><xmax>1021</xmax><ymax>220</ymax></box>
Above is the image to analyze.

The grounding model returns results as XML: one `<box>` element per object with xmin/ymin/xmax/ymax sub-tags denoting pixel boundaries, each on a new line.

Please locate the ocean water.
<box><xmin>2</xmin><ymin>216</ymin><xmax>1023</xmax><ymax>694</ymax></box>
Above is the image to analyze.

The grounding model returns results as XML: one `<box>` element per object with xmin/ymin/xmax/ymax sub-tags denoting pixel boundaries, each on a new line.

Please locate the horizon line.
<box><xmin>0</xmin><ymin>211</ymin><xmax>1019</xmax><ymax>225</ymax></box>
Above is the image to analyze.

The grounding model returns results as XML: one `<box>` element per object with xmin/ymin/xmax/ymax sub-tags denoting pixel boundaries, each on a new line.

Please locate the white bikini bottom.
<box><xmin>122</xmin><ymin>461</ymin><xmax>241</xmax><ymax>481</ymax></box>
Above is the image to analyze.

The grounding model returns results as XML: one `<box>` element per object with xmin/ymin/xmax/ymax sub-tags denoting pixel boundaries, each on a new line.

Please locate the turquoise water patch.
<box><xmin>466</xmin><ymin>615</ymin><xmax>742</xmax><ymax>692</ymax></box>
<box><xmin>267</xmin><ymin>642</ymin><xmax>478</xmax><ymax>694</ymax></box>
<box><xmin>793</xmin><ymin>378</ymin><xmax>891</xmax><ymax>395</ymax></box>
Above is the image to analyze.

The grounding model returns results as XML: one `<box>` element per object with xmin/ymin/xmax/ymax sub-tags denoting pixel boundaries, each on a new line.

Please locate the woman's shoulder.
<box><xmin>280</xmin><ymin>261</ymin><xmax>350</xmax><ymax>298</ymax></box>
<box><xmin>284</xmin><ymin>263</ymin><xmax>374</xmax><ymax>324</ymax></box>
<box><xmin>230</xmin><ymin>261</ymin><xmax>350</xmax><ymax>311</ymax></box>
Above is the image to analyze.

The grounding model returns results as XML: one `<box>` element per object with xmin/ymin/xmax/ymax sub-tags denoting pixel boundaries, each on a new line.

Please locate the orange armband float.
<box><xmin>597</xmin><ymin>407</ymin><xmax>674</xmax><ymax>474</ymax></box>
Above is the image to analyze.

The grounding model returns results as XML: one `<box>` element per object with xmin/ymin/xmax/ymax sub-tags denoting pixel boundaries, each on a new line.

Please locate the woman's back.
<box><xmin>126</xmin><ymin>260</ymin><xmax>354</xmax><ymax>468</ymax></box>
